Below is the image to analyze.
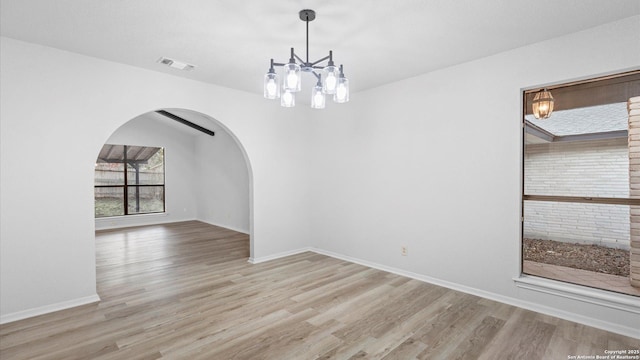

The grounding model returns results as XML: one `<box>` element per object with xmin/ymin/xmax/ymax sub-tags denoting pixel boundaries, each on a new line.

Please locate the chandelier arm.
<box><xmin>309</xmin><ymin>54</ymin><xmax>331</xmax><ymax>67</ymax></box>
<box><xmin>311</xmin><ymin>71</ymin><xmax>322</xmax><ymax>82</ymax></box>
<box><xmin>293</xmin><ymin>53</ymin><xmax>305</xmax><ymax>65</ymax></box>
<box><xmin>271</xmin><ymin>62</ymin><xmax>286</xmax><ymax>67</ymax></box>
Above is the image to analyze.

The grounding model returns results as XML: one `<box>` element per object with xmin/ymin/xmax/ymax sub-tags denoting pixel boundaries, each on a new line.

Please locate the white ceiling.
<box><xmin>2</xmin><ymin>0</ymin><xmax>639</xmax><ymax>97</ymax></box>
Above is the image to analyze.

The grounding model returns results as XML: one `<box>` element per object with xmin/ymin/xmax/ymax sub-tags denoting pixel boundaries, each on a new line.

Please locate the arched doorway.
<box><xmin>93</xmin><ymin>108</ymin><xmax>253</xmax><ymax>256</ymax></box>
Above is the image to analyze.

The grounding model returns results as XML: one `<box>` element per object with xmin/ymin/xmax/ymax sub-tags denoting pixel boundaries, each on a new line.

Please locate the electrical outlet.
<box><xmin>401</xmin><ymin>246</ymin><xmax>408</xmax><ymax>256</ymax></box>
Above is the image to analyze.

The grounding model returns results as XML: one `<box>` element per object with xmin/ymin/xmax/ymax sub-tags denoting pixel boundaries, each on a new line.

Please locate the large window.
<box><xmin>95</xmin><ymin>144</ymin><xmax>165</xmax><ymax>217</ymax></box>
<box><xmin>522</xmin><ymin>71</ymin><xmax>640</xmax><ymax>297</ymax></box>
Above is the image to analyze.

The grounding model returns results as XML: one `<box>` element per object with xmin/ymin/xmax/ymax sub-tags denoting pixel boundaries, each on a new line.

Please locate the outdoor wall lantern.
<box><xmin>532</xmin><ymin>88</ymin><xmax>555</xmax><ymax>119</ymax></box>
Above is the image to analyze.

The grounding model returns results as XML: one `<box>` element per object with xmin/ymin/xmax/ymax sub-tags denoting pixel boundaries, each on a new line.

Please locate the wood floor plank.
<box><xmin>380</xmin><ymin>336</ymin><xmax>428</xmax><ymax>360</ymax></box>
<box><xmin>315</xmin><ymin>335</ymin><xmax>376</xmax><ymax>360</ymax></box>
<box><xmin>477</xmin><ymin>309</ymin><xmax>557</xmax><ymax>360</ymax></box>
<box><xmin>444</xmin><ymin>316</ymin><xmax>506</xmax><ymax>360</ymax></box>
<box><xmin>415</xmin><ymin>299</ymin><xmax>492</xmax><ymax>359</ymax></box>
<box><xmin>1</xmin><ymin>221</ymin><xmax>637</xmax><ymax>360</ymax></box>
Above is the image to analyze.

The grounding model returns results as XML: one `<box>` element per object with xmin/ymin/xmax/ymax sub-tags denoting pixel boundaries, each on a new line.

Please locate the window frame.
<box><xmin>520</xmin><ymin>70</ymin><xmax>640</xmax><ymax>296</ymax></box>
<box><xmin>94</xmin><ymin>144</ymin><xmax>166</xmax><ymax>218</ymax></box>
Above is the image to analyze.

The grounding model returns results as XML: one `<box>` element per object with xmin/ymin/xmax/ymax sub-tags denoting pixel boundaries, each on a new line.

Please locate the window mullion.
<box><xmin>123</xmin><ymin>145</ymin><xmax>129</xmax><ymax>215</ymax></box>
<box><xmin>523</xmin><ymin>194</ymin><xmax>640</xmax><ymax>206</ymax></box>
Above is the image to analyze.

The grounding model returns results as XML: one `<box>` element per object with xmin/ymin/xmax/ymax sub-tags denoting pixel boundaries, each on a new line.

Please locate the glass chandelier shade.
<box><xmin>532</xmin><ymin>89</ymin><xmax>554</xmax><ymax>119</ymax></box>
<box><xmin>281</xmin><ymin>89</ymin><xmax>295</xmax><ymax>107</ymax></box>
<box><xmin>283</xmin><ymin>62</ymin><xmax>301</xmax><ymax>92</ymax></box>
<box><xmin>334</xmin><ymin>65</ymin><xmax>349</xmax><ymax>103</ymax></box>
<box><xmin>263</xmin><ymin>9</ymin><xmax>349</xmax><ymax>108</ymax></box>
<box><xmin>263</xmin><ymin>64</ymin><xmax>280</xmax><ymax>99</ymax></box>
<box><xmin>322</xmin><ymin>62</ymin><xmax>338</xmax><ymax>94</ymax></box>
<box><xmin>311</xmin><ymin>83</ymin><xmax>326</xmax><ymax>109</ymax></box>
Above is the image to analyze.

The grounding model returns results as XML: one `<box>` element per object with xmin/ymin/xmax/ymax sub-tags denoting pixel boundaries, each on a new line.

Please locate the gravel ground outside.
<box><xmin>523</xmin><ymin>238</ymin><xmax>630</xmax><ymax>277</ymax></box>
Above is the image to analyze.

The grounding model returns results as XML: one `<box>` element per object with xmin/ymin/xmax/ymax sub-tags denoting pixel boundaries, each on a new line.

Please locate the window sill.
<box><xmin>513</xmin><ymin>275</ymin><xmax>640</xmax><ymax>314</ymax></box>
<box><xmin>95</xmin><ymin>212</ymin><xmax>168</xmax><ymax>221</ymax></box>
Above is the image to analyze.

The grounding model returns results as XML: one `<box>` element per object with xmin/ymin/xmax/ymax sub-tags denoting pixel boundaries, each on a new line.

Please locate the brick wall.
<box><xmin>524</xmin><ymin>137</ymin><xmax>630</xmax><ymax>249</ymax></box>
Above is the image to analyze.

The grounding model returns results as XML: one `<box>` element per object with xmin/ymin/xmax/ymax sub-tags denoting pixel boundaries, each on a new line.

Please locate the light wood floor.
<box><xmin>1</xmin><ymin>221</ymin><xmax>637</xmax><ymax>359</ymax></box>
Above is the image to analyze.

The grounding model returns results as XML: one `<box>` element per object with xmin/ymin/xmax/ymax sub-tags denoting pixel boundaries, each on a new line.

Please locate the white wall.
<box><xmin>0</xmin><ymin>36</ymin><xmax>311</xmax><ymax>321</ymax></box>
<box><xmin>195</xmin><ymin>127</ymin><xmax>250</xmax><ymax>234</ymax></box>
<box><xmin>308</xmin><ymin>16</ymin><xmax>640</xmax><ymax>334</ymax></box>
<box><xmin>95</xmin><ymin>113</ymin><xmax>199</xmax><ymax>230</ymax></box>
<box><xmin>525</xmin><ymin>138</ymin><xmax>629</xmax><ymax>248</ymax></box>
<box><xmin>2</xmin><ymin>15</ymin><xmax>639</xmax><ymax>336</ymax></box>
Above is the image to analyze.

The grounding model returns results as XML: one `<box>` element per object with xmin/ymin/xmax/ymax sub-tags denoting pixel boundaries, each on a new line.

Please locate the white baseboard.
<box><xmin>95</xmin><ymin>215</ymin><xmax>192</xmax><ymax>231</ymax></box>
<box><xmin>196</xmin><ymin>219</ymin><xmax>249</xmax><ymax>234</ymax></box>
<box><xmin>96</xmin><ymin>218</ymin><xmax>249</xmax><ymax>234</ymax></box>
<box><xmin>248</xmin><ymin>247</ymin><xmax>312</xmax><ymax>264</ymax></box>
<box><xmin>0</xmin><ymin>294</ymin><xmax>101</xmax><ymax>325</ymax></box>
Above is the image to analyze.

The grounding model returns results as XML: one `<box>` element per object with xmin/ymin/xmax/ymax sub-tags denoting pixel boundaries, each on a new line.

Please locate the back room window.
<box><xmin>95</xmin><ymin>144</ymin><xmax>165</xmax><ymax>217</ymax></box>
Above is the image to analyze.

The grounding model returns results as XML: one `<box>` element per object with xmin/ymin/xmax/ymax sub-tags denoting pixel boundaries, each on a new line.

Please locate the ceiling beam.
<box><xmin>156</xmin><ymin>110</ymin><xmax>215</xmax><ymax>136</ymax></box>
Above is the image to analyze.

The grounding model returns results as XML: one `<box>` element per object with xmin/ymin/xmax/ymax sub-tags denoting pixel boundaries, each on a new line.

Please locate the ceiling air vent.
<box><xmin>157</xmin><ymin>57</ymin><xmax>195</xmax><ymax>71</ymax></box>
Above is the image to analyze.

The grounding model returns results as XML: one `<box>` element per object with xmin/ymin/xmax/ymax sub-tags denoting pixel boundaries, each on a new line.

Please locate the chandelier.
<box><xmin>263</xmin><ymin>9</ymin><xmax>349</xmax><ymax>108</ymax></box>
